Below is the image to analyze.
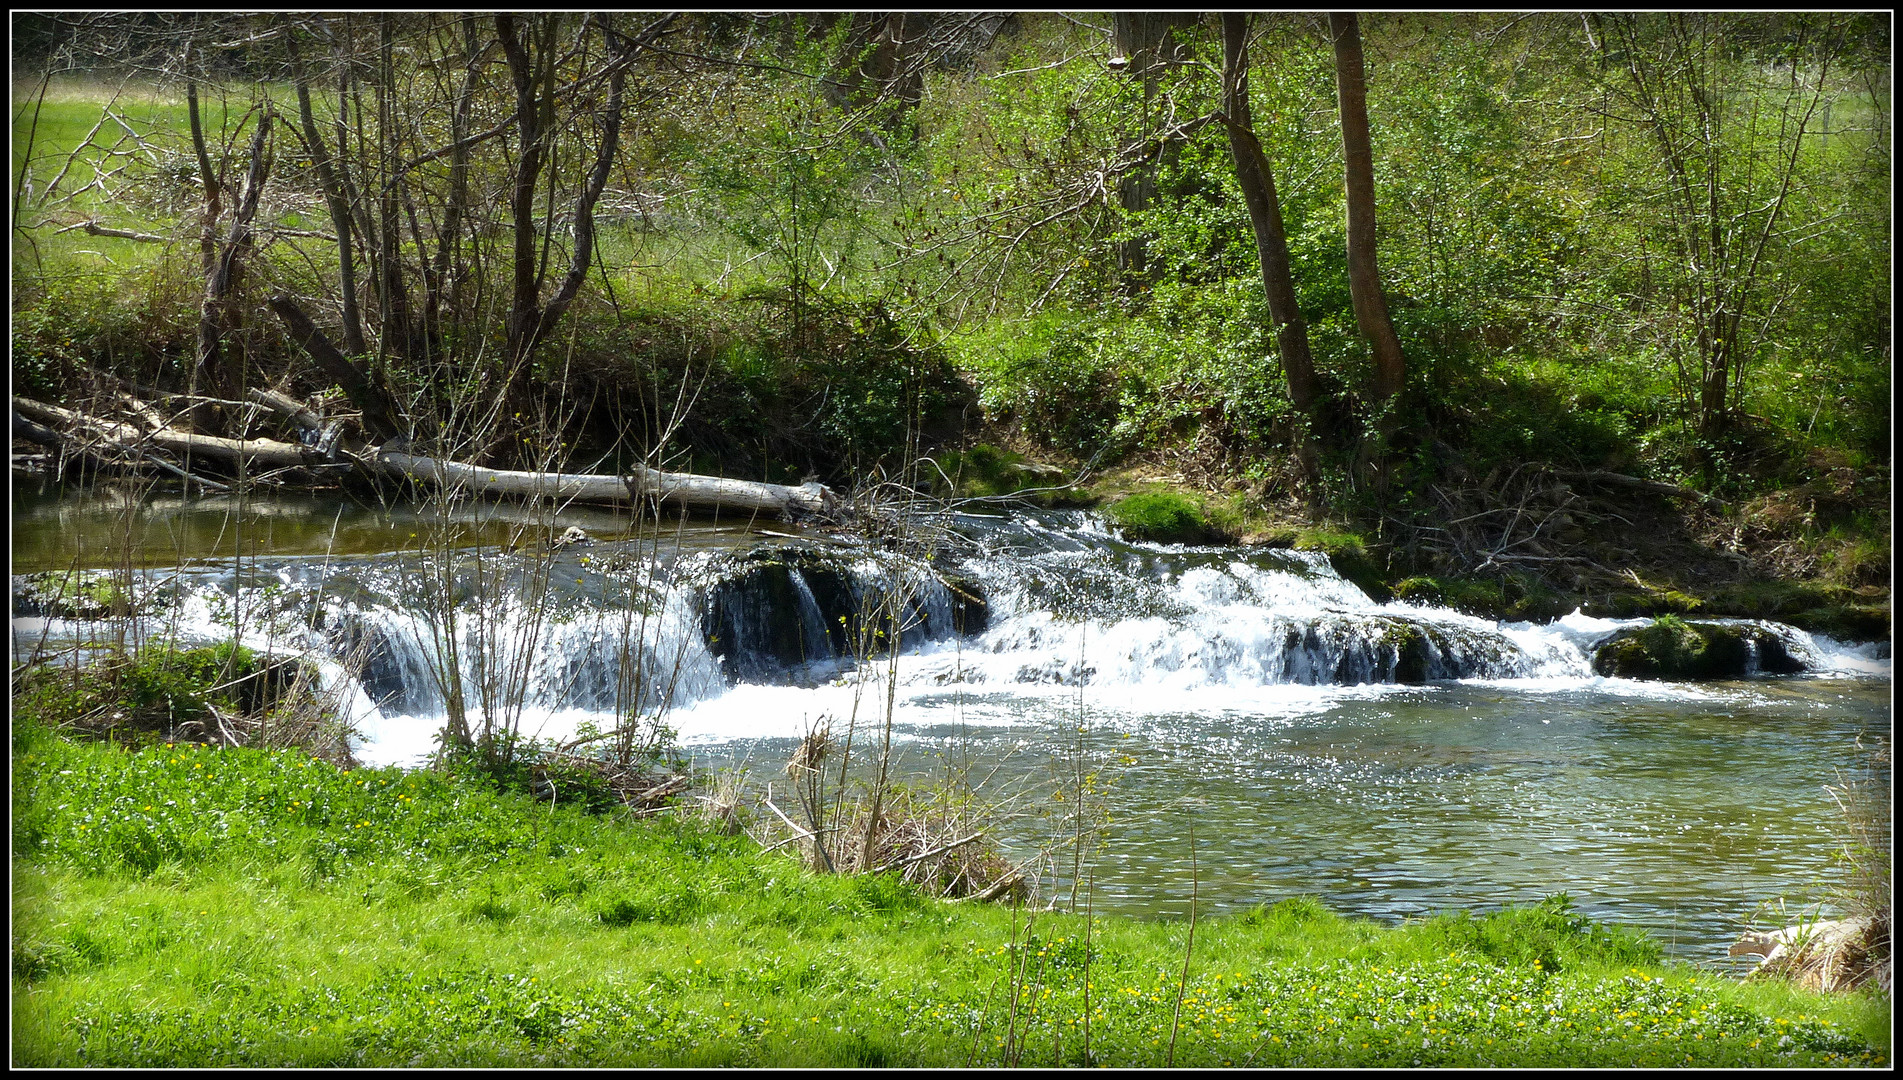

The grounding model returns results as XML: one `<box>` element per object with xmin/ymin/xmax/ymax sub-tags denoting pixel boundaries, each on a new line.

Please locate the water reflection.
<box><xmin>10</xmin><ymin>478</ymin><xmax>793</xmax><ymax>570</ymax></box>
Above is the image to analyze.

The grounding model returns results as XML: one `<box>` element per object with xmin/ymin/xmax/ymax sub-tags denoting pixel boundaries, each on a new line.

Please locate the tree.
<box><xmin>1327</xmin><ymin>12</ymin><xmax>1406</xmax><ymax>402</ymax></box>
<box><xmin>1219</xmin><ymin>13</ymin><xmax>1322</xmax><ymax>421</ymax></box>
<box><xmin>1110</xmin><ymin>12</ymin><xmax>1200</xmax><ymax>284</ymax></box>
<box><xmin>263</xmin><ymin>13</ymin><xmax>676</xmax><ymax>462</ymax></box>
<box><xmin>1588</xmin><ymin>13</ymin><xmax>1852</xmax><ymax>437</ymax></box>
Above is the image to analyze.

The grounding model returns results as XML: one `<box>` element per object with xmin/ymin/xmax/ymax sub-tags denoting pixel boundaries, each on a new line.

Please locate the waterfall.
<box><xmin>9</xmin><ymin>510</ymin><xmax>1886</xmax><ymax>766</ymax></box>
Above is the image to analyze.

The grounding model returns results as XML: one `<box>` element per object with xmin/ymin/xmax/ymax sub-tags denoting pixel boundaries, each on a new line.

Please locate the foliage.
<box><xmin>13</xmin><ymin>642</ymin><xmax>271</xmax><ymax>738</ymax></box>
<box><xmin>1404</xmin><ymin>895</ymin><xmax>1663</xmax><ymax>974</ymax></box>
<box><xmin>948</xmin><ymin>308</ymin><xmax>1125</xmax><ymax>457</ymax></box>
<box><xmin>7</xmin><ymin>13</ymin><xmax>1891</xmax><ymax>583</ymax></box>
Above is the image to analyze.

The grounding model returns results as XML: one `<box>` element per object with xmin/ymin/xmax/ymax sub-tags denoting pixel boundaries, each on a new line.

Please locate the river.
<box><xmin>11</xmin><ymin>479</ymin><xmax>1891</xmax><ymax>963</ymax></box>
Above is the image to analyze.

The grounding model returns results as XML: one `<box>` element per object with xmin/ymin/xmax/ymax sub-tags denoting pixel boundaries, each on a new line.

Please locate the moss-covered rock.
<box><xmin>1697</xmin><ymin>580</ymin><xmax>1889</xmax><ymax>643</ymax></box>
<box><xmin>1238</xmin><ymin>527</ymin><xmax>1300</xmax><ymax>549</ymax></box>
<box><xmin>1390</xmin><ymin>574</ymin><xmax>1575</xmax><ymax>622</ymax></box>
<box><xmin>928</xmin><ymin>444</ymin><xmax>1087</xmax><ymax>507</ymax></box>
<box><xmin>698</xmin><ymin>544</ymin><xmax>990</xmax><ymax>679</ymax></box>
<box><xmin>1293</xmin><ymin>531</ymin><xmax>1390</xmax><ymax>602</ymax></box>
<box><xmin>1105</xmin><ymin>490</ymin><xmax>1224</xmax><ymax>545</ymax></box>
<box><xmin>1583</xmin><ymin>587</ymin><xmax>1704</xmax><ymax>620</ymax></box>
<box><xmin>1382</xmin><ymin>623</ymin><xmax>1431</xmax><ymax>684</ymax></box>
<box><xmin>1784</xmin><ymin>603</ymin><xmax>1890</xmax><ymax>643</ymax></box>
<box><xmin>1591</xmin><ymin>616</ymin><xmax>1806</xmax><ymax>680</ymax></box>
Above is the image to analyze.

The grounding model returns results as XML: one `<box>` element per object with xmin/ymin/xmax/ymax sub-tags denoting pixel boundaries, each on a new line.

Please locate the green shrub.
<box><xmin>12</xmin><ymin>642</ymin><xmax>267</xmax><ymax>739</ymax></box>
<box><xmin>953</xmin><ymin>309</ymin><xmax>1123</xmax><ymax>455</ymax></box>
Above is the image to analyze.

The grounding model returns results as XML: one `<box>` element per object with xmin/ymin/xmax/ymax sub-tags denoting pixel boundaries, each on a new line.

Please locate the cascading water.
<box><xmin>9</xmin><ymin>502</ymin><xmax>1891</xmax><ymax>956</ymax></box>
<box><xmin>11</xmin><ymin>509</ymin><xmax>1881</xmax><ymax>766</ymax></box>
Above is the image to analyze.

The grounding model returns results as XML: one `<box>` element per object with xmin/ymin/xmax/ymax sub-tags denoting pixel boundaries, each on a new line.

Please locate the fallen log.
<box><xmin>16</xmin><ymin>394</ymin><xmax>844</xmax><ymax>521</ymax></box>
<box><xmin>18</xmin><ymin>394</ymin><xmax>327</xmax><ymax>475</ymax></box>
<box><xmin>12</xmin><ymin>408</ymin><xmax>66</xmax><ymax>449</ymax></box>
<box><xmin>245</xmin><ymin>387</ymin><xmax>323</xmax><ymax>437</ymax></box>
<box><xmin>13</xmin><ymin>401</ymin><xmax>235</xmax><ymax>492</ymax></box>
<box><xmin>375</xmin><ymin>450</ymin><xmax>840</xmax><ymax>520</ymax></box>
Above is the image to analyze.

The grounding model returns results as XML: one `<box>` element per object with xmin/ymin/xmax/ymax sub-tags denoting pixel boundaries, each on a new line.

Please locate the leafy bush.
<box><xmin>954</xmin><ymin>308</ymin><xmax>1123</xmax><ymax>456</ymax></box>
<box><xmin>13</xmin><ymin>642</ymin><xmax>270</xmax><ymax>739</ymax></box>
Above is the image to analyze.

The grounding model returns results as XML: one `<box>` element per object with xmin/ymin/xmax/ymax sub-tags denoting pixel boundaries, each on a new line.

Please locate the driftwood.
<box><xmin>18</xmin><ymin>396</ymin><xmax>312</xmax><ymax>471</ymax></box>
<box><xmin>870</xmin><ymin>832</ymin><xmax>986</xmax><ymax>875</ymax></box>
<box><xmin>246</xmin><ymin>387</ymin><xmax>323</xmax><ymax>436</ymax></box>
<box><xmin>1732</xmin><ymin>915</ymin><xmax>1890</xmax><ymax>994</ymax></box>
<box><xmin>266</xmin><ymin>293</ymin><xmax>405</xmax><ymax>441</ymax></box>
<box><xmin>14</xmin><ymin>394</ymin><xmax>844</xmax><ymax>522</ymax></box>
<box><xmin>1553</xmin><ymin>468</ymin><xmax>1726</xmax><ymax>509</ymax></box>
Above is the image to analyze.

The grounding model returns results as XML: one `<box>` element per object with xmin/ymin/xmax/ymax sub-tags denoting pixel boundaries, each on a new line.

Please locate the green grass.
<box><xmin>11</xmin><ymin>726</ymin><xmax>1889</xmax><ymax>1067</ymax></box>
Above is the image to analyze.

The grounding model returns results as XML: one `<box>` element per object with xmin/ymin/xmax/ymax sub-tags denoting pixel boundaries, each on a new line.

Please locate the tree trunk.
<box><xmin>373</xmin><ymin>13</ymin><xmax>418</xmax><ymax>363</ymax></box>
<box><xmin>196</xmin><ymin>107</ymin><xmax>273</xmax><ymax>402</ymax></box>
<box><xmin>1112</xmin><ymin>12</ymin><xmax>1198</xmax><ymax>285</ymax></box>
<box><xmin>1328</xmin><ymin>12</ymin><xmax>1406</xmax><ymax>401</ymax></box>
<box><xmin>287</xmin><ymin>26</ymin><xmax>367</xmax><ymax>357</ymax></box>
<box><xmin>495</xmin><ymin>14</ymin><xmax>657</xmax><ymax>450</ymax></box>
<box><xmin>427</xmin><ymin>15</ymin><xmax>485</xmax><ymax>350</ymax></box>
<box><xmin>268</xmin><ymin>293</ymin><xmax>405</xmax><ymax>442</ymax></box>
<box><xmin>1221</xmin><ymin>14</ymin><xmax>1322</xmax><ymax>419</ymax></box>
<box><xmin>497</xmin><ymin>12</ymin><xmax>559</xmax><ymax>430</ymax></box>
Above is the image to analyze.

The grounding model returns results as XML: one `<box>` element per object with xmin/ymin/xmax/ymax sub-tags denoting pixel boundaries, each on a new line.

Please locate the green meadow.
<box><xmin>12</xmin><ymin>721</ymin><xmax>1887</xmax><ymax>1068</ymax></box>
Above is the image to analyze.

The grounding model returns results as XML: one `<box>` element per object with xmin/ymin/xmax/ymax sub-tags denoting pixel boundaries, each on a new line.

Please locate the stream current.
<box><xmin>11</xmin><ymin>482</ymin><xmax>1891</xmax><ymax>962</ymax></box>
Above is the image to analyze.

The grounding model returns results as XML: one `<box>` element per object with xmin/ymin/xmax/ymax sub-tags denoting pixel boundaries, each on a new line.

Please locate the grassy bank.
<box><xmin>12</xmin><ymin>723</ymin><xmax>1888</xmax><ymax>1067</ymax></box>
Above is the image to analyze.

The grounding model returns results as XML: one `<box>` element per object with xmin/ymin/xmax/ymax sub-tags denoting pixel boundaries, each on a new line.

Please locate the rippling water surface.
<box><xmin>676</xmin><ymin>674</ymin><xmax>1888</xmax><ymax>961</ymax></box>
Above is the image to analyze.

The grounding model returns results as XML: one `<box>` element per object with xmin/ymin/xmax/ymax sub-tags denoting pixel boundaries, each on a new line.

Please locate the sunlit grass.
<box><xmin>12</xmin><ymin>726</ymin><xmax>1888</xmax><ymax>1067</ymax></box>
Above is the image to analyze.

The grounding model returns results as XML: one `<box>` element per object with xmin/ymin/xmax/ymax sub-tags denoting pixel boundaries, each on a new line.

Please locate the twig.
<box><xmin>630</xmin><ymin>772</ymin><xmax>691</xmax><ymax>806</ymax></box>
<box><xmin>870</xmin><ymin>832</ymin><xmax>986</xmax><ymax>875</ymax></box>
<box><xmin>1168</xmin><ymin>821</ymin><xmax>1198</xmax><ymax>1068</ymax></box>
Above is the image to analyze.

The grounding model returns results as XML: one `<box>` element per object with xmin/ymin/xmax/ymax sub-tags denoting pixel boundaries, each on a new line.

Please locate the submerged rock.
<box><xmin>1591</xmin><ymin>617</ymin><xmax>1808</xmax><ymax>679</ymax></box>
